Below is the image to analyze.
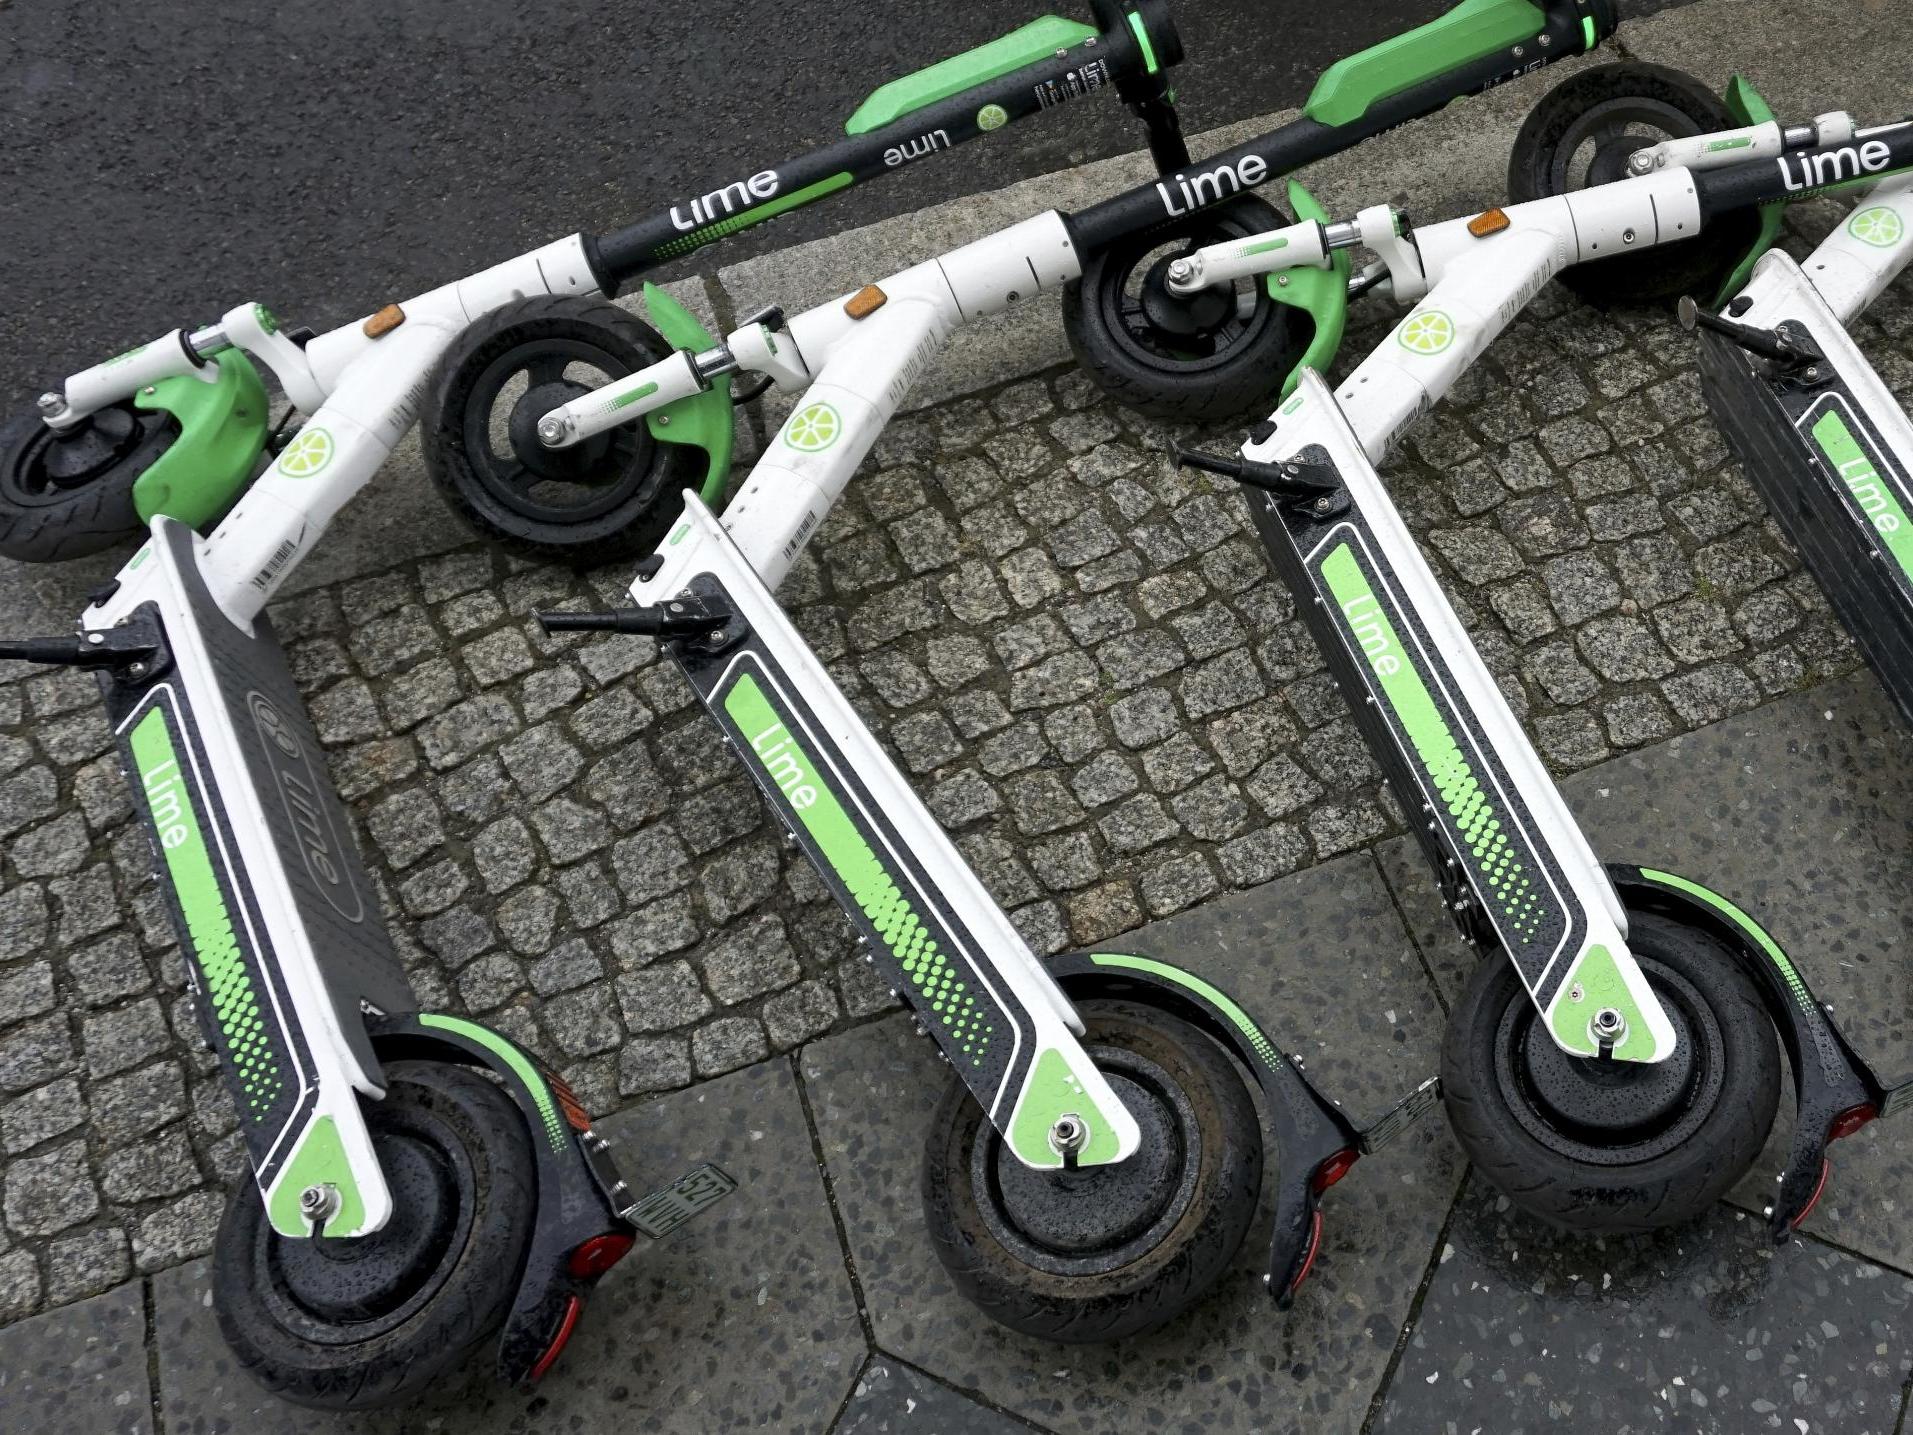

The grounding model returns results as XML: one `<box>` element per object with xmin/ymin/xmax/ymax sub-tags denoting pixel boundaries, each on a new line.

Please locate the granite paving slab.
<box><xmin>151</xmin><ymin>1058</ymin><xmax>865</xmax><ymax>1434</ymax></box>
<box><xmin>801</xmin><ymin>853</ymin><xmax>1461</xmax><ymax>1435</ymax></box>
<box><xmin>832</xmin><ymin>1358</ymin><xmax>1037</xmax><ymax>1435</ymax></box>
<box><xmin>0</xmin><ymin>1279</ymin><xmax>152</xmax><ymax>1434</ymax></box>
<box><xmin>1377</xmin><ymin>1173</ymin><xmax>1913</xmax><ymax>1435</ymax></box>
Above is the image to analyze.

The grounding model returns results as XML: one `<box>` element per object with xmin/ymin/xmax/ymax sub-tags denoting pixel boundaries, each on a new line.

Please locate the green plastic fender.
<box><xmin>129</xmin><ymin>351</ymin><xmax>270</xmax><ymax>529</ymax></box>
<box><xmin>1272</xmin><ymin>180</ymin><xmax>1352</xmax><ymax>401</ymax></box>
<box><xmin>843</xmin><ymin>15</ymin><xmax>1098</xmax><ymax>135</ymax></box>
<box><xmin>640</xmin><ymin>282</ymin><xmax>734</xmax><ymax>505</ymax></box>
<box><xmin>1713</xmin><ymin>75</ymin><xmax>1788</xmax><ymax>306</ymax></box>
<box><xmin>1303</xmin><ymin>0</ymin><xmax>1546</xmax><ymax>129</ymax></box>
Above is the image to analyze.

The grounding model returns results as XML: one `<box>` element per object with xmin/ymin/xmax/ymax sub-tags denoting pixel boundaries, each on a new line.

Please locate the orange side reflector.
<box><xmin>363</xmin><ymin>303</ymin><xmax>406</xmax><ymax>338</ymax></box>
<box><xmin>1467</xmin><ymin>209</ymin><xmax>1512</xmax><ymax>238</ymax></box>
<box><xmin>844</xmin><ymin>284</ymin><xmax>888</xmax><ymax>319</ymax></box>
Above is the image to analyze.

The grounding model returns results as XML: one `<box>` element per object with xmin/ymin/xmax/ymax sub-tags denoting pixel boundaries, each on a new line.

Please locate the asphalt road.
<box><xmin>0</xmin><ymin>0</ymin><xmax>1690</xmax><ymax>410</ymax></box>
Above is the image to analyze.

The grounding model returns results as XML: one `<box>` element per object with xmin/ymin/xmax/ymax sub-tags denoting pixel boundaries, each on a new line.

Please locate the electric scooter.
<box><xmin>1689</xmin><ymin>168</ymin><xmax>1913</xmax><ymax>727</ymax></box>
<box><xmin>1</xmin><ymin>2</ymin><xmax>1628</xmax><ymax>577</ymax></box>
<box><xmin>1155</xmin><ymin>81</ymin><xmax>1913</xmax><ymax>1238</ymax></box>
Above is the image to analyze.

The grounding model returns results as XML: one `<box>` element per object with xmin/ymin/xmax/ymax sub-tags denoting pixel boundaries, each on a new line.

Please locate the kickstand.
<box><xmin>1677</xmin><ymin>295</ymin><xmax>1829</xmax><ymax>386</ymax></box>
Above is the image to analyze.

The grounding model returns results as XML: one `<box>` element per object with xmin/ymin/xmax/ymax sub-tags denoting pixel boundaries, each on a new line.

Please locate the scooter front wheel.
<box><xmin>422</xmin><ymin>295</ymin><xmax>703</xmax><ymax>568</ymax></box>
<box><xmin>0</xmin><ymin>402</ymin><xmax>172</xmax><ymax>562</ymax></box>
<box><xmin>1509</xmin><ymin>62</ymin><xmax>1763</xmax><ymax>306</ymax></box>
<box><xmin>1441</xmin><ymin>909</ymin><xmax>1780</xmax><ymax>1232</ymax></box>
<box><xmin>921</xmin><ymin>999</ymin><xmax>1261</xmax><ymax>1342</ymax></box>
<box><xmin>1062</xmin><ymin>194</ymin><xmax>1306</xmax><ymax>423</ymax></box>
<box><xmin>212</xmin><ymin>1061</ymin><xmax>536</xmax><ymax>1410</ymax></box>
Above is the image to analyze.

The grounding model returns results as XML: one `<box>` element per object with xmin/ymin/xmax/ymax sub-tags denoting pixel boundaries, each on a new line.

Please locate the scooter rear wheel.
<box><xmin>212</xmin><ymin>1061</ymin><xmax>536</xmax><ymax>1410</ymax></box>
<box><xmin>1062</xmin><ymin>194</ymin><xmax>1306</xmax><ymax>423</ymax></box>
<box><xmin>1509</xmin><ymin>62</ymin><xmax>1764</xmax><ymax>306</ymax></box>
<box><xmin>1441</xmin><ymin>909</ymin><xmax>1779</xmax><ymax>1232</ymax></box>
<box><xmin>422</xmin><ymin>295</ymin><xmax>703</xmax><ymax>568</ymax></box>
<box><xmin>921</xmin><ymin>999</ymin><xmax>1261</xmax><ymax>1342</ymax></box>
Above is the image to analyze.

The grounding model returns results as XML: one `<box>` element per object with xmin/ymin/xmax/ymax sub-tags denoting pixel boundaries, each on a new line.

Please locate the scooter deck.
<box><xmin>104</xmin><ymin>521</ymin><xmax>415</xmax><ymax>1236</ymax></box>
<box><xmin>1697</xmin><ymin>249</ymin><xmax>1913</xmax><ymax>726</ymax></box>
<box><xmin>1241</xmin><ymin>373</ymin><xmax>1673</xmax><ymax>1063</ymax></box>
<box><xmin>647</xmin><ymin>496</ymin><xmax>1141</xmax><ymax>1169</ymax></box>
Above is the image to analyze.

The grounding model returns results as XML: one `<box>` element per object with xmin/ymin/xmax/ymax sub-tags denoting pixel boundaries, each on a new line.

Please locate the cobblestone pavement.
<box><xmin>0</xmin><ymin>190</ymin><xmax>1906</xmax><ymax>1333</ymax></box>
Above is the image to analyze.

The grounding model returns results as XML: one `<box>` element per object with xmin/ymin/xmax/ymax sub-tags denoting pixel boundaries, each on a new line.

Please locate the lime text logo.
<box><xmin>885</xmin><ymin>130</ymin><xmax>950</xmax><ymax>167</ymax></box>
<box><xmin>1156</xmin><ymin>154</ymin><xmax>1270</xmax><ymax>218</ymax></box>
<box><xmin>1780</xmin><ymin>140</ymin><xmax>1895</xmax><ymax>193</ymax></box>
<box><xmin>671</xmin><ymin>171</ymin><xmax>780</xmax><ymax>232</ymax></box>
<box><xmin>1341</xmin><ymin>592</ymin><xmax>1403</xmax><ymax>677</ymax></box>
<box><xmin>1825</xmin><ymin>434</ymin><xmax>1900</xmax><ymax>534</ymax></box>
<box><xmin>142</xmin><ymin>755</ymin><xmax>192</xmax><ymax>850</ymax></box>
<box><xmin>749</xmin><ymin>720</ymin><xmax>821</xmax><ymax>811</ymax></box>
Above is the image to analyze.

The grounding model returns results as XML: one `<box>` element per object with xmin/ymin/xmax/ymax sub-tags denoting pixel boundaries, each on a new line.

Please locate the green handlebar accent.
<box><xmin>1304</xmin><ymin>0</ymin><xmax>1545</xmax><ymax>128</ymax></box>
<box><xmin>131</xmin><ymin>351</ymin><xmax>270</xmax><ymax>529</ymax></box>
<box><xmin>639</xmin><ymin>283</ymin><xmax>734</xmax><ymax>504</ymax></box>
<box><xmin>844</xmin><ymin>15</ymin><xmax>1098</xmax><ymax>135</ymax></box>
<box><xmin>1271</xmin><ymin>181</ymin><xmax>1351</xmax><ymax>401</ymax></box>
<box><xmin>1125</xmin><ymin>12</ymin><xmax>1160</xmax><ymax>75</ymax></box>
<box><xmin>1713</xmin><ymin>75</ymin><xmax>1788</xmax><ymax>306</ymax></box>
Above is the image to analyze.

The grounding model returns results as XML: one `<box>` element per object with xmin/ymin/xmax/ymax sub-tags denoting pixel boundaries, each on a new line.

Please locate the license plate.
<box><xmin>627</xmin><ymin>1162</ymin><xmax>738</xmax><ymax>1239</ymax></box>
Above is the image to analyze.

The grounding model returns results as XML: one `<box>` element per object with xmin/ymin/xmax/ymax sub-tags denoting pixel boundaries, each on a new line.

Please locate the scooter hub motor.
<box><xmin>973</xmin><ymin>1048</ymin><xmax>1196</xmax><ymax>1275</ymax></box>
<box><xmin>508</xmin><ymin>378</ymin><xmax>616</xmax><ymax>486</ymax></box>
<box><xmin>1498</xmin><ymin>956</ymin><xmax>1721</xmax><ymax>1164</ymax></box>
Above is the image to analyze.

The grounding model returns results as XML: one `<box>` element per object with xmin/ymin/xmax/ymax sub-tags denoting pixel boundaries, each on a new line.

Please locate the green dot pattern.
<box><xmin>862</xmin><ymin>868</ymin><xmax>995</xmax><ymax>1067</ymax></box>
<box><xmin>128</xmin><ymin>708</ymin><xmax>283</xmax><ymax>1119</ymax></box>
<box><xmin>1420</xmin><ymin>723</ymin><xmax>1543</xmax><ymax>943</ymax></box>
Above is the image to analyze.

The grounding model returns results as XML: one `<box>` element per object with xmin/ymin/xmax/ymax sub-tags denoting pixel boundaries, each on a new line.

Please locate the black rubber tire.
<box><xmin>1442</xmin><ymin>910</ymin><xmax>1780</xmax><ymax>1233</ymax></box>
<box><xmin>921</xmin><ymin>999</ymin><xmax>1261</xmax><ymax>1342</ymax></box>
<box><xmin>0</xmin><ymin>403</ymin><xmax>173</xmax><ymax>562</ymax></box>
<box><xmin>213</xmin><ymin>1062</ymin><xmax>536</xmax><ymax>1410</ymax></box>
<box><xmin>421</xmin><ymin>295</ymin><xmax>702</xmax><ymax>568</ymax></box>
<box><xmin>1509</xmin><ymin>62</ymin><xmax>1765</xmax><ymax>306</ymax></box>
<box><xmin>1062</xmin><ymin>194</ymin><xmax>1306</xmax><ymax>423</ymax></box>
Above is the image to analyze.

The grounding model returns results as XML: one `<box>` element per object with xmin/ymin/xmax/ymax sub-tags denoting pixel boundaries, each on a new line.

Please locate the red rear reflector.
<box><xmin>1791</xmin><ymin>1159</ymin><xmax>1832</xmax><ymax>1231</ymax></box>
<box><xmin>547</xmin><ymin>1074</ymin><xmax>595</xmax><ymax>1133</ymax></box>
<box><xmin>1311</xmin><ymin>1148</ymin><xmax>1359</xmax><ymax>1194</ymax></box>
<box><xmin>568</xmin><ymin>1233</ymin><xmax>635</xmax><ymax>1279</ymax></box>
<box><xmin>1829</xmin><ymin>1104</ymin><xmax>1877</xmax><ymax>1142</ymax></box>
<box><xmin>529</xmin><ymin>1295</ymin><xmax>583</xmax><ymax>1383</ymax></box>
<box><xmin>1287</xmin><ymin>1210</ymin><xmax>1326</xmax><ymax>1297</ymax></box>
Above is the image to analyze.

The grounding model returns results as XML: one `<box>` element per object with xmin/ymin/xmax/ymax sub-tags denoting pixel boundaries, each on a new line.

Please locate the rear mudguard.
<box><xmin>1612</xmin><ymin>866</ymin><xmax>1912</xmax><ymax>1236</ymax></box>
<box><xmin>371</xmin><ymin>1014</ymin><xmax>638</xmax><ymax>1386</ymax></box>
<box><xmin>1048</xmin><ymin>951</ymin><xmax>1438</xmax><ymax>1306</ymax></box>
<box><xmin>1272</xmin><ymin>181</ymin><xmax>1351</xmax><ymax>401</ymax></box>
<box><xmin>1713</xmin><ymin>76</ymin><xmax>1787</xmax><ymax>305</ymax></box>
<box><xmin>640</xmin><ymin>283</ymin><xmax>734</xmax><ymax>504</ymax></box>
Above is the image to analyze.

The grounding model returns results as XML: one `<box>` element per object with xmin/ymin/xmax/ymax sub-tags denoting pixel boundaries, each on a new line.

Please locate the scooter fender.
<box><xmin>371</xmin><ymin>1014</ymin><xmax>639</xmax><ymax>1386</ymax></box>
<box><xmin>1713</xmin><ymin>76</ymin><xmax>1788</xmax><ymax>305</ymax></box>
<box><xmin>640</xmin><ymin>281</ymin><xmax>735</xmax><ymax>504</ymax></box>
<box><xmin>1611</xmin><ymin>865</ymin><xmax>1910</xmax><ymax>1237</ymax></box>
<box><xmin>1047</xmin><ymin>951</ymin><xmax>1439</xmax><ymax>1307</ymax></box>
<box><xmin>1271</xmin><ymin>180</ymin><xmax>1351</xmax><ymax>401</ymax></box>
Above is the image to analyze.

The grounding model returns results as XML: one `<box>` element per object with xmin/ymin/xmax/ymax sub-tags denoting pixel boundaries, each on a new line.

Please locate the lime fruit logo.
<box><xmin>1398</xmin><ymin>310</ymin><xmax>1456</xmax><ymax>356</ymax></box>
<box><xmin>784</xmin><ymin>403</ymin><xmax>842</xmax><ymax>453</ymax></box>
<box><xmin>278</xmin><ymin>427</ymin><xmax>335</xmax><ymax>477</ymax></box>
<box><xmin>1850</xmin><ymin>206</ymin><xmax>1904</xmax><ymax>249</ymax></box>
<box><xmin>977</xmin><ymin>104</ymin><xmax>1009</xmax><ymax>132</ymax></box>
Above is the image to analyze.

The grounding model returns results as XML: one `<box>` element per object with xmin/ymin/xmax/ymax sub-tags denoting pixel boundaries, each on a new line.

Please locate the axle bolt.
<box><xmin>536</xmin><ymin>414</ymin><xmax>570</xmax><ymax>447</ymax></box>
<box><xmin>1167</xmin><ymin>257</ymin><xmax>1195</xmax><ymax>284</ymax></box>
<box><xmin>36</xmin><ymin>391</ymin><xmax>65</xmax><ymax>417</ymax></box>
<box><xmin>299</xmin><ymin>1183</ymin><xmax>341</xmax><ymax>1229</ymax></box>
<box><xmin>1049</xmin><ymin>1113</ymin><xmax>1088</xmax><ymax>1157</ymax></box>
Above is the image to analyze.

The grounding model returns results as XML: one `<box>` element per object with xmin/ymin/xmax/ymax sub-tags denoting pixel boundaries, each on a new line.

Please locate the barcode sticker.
<box><xmin>252</xmin><ymin>539</ymin><xmax>299</xmax><ymax>592</ymax></box>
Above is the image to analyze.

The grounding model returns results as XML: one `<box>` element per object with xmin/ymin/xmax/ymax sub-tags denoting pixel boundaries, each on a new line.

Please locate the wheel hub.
<box><xmin>972</xmin><ymin>1046</ymin><xmax>1203</xmax><ymax>1275</ymax></box>
<box><xmin>1138</xmin><ymin>254</ymin><xmax>1232</xmax><ymax>340</ymax></box>
<box><xmin>509</xmin><ymin>380</ymin><xmax>615</xmax><ymax>484</ymax></box>
<box><xmin>1498</xmin><ymin>958</ymin><xmax>1722</xmax><ymax>1164</ymax></box>
<box><xmin>272</xmin><ymin>1132</ymin><xmax>456</xmax><ymax>1324</ymax></box>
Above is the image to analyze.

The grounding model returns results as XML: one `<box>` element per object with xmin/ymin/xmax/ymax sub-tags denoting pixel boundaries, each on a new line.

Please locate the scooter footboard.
<box><xmin>1697</xmin><ymin>249</ymin><xmax>1913</xmax><ymax>726</ymax></box>
<box><xmin>645</xmin><ymin>496</ymin><xmax>1141</xmax><ymax>1169</ymax></box>
<box><xmin>1241</xmin><ymin>373</ymin><xmax>1673</xmax><ymax>1063</ymax></box>
<box><xmin>103</xmin><ymin>519</ymin><xmax>415</xmax><ymax>1236</ymax></box>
